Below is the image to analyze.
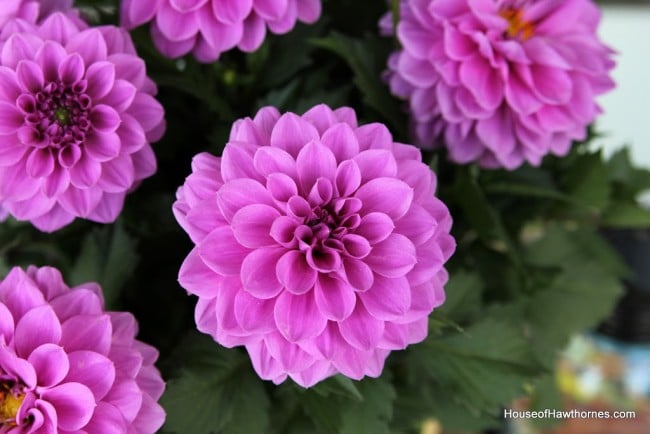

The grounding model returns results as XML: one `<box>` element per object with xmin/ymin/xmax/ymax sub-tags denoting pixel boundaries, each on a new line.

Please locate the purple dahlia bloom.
<box><xmin>0</xmin><ymin>266</ymin><xmax>165</xmax><ymax>433</ymax></box>
<box><xmin>0</xmin><ymin>0</ymin><xmax>73</xmax><ymax>27</ymax></box>
<box><xmin>173</xmin><ymin>104</ymin><xmax>455</xmax><ymax>387</ymax></box>
<box><xmin>0</xmin><ymin>13</ymin><xmax>165</xmax><ymax>232</ymax></box>
<box><xmin>121</xmin><ymin>0</ymin><xmax>322</xmax><ymax>62</ymax></box>
<box><xmin>383</xmin><ymin>0</ymin><xmax>616</xmax><ymax>169</ymax></box>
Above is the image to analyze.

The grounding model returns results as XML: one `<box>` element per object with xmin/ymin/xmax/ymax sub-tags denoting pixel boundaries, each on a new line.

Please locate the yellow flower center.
<box><xmin>499</xmin><ymin>8</ymin><xmax>534</xmax><ymax>41</ymax></box>
<box><xmin>0</xmin><ymin>384</ymin><xmax>25</xmax><ymax>427</ymax></box>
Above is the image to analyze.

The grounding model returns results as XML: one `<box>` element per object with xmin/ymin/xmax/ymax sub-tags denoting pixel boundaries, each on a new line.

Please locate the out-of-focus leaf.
<box><xmin>69</xmin><ymin>220</ymin><xmax>138</xmax><ymax>309</ymax></box>
<box><xmin>162</xmin><ymin>334</ymin><xmax>270</xmax><ymax>434</ymax></box>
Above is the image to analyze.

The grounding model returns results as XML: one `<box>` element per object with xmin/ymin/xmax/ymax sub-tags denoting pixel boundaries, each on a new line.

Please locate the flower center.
<box><xmin>54</xmin><ymin>107</ymin><xmax>71</xmax><ymax>126</ymax></box>
<box><xmin>499</xmin><ymin>8</ymin><xmax>534</xmax><ymax>40</ymax></box>
<box><xmin>17</xmin><ymin>80</ymin><xmax>92</xmax><ymax>150</ymax></box>
<box><xmin>0</xmin><ymin>383</ymin><xmax>25</xmax><ymax>427</ymax></box>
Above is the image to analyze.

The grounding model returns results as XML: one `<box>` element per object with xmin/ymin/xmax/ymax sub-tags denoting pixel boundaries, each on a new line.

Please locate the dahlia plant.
<box><xmin>0</xmin><ymin>0</ymin><xmax>643</xmax><ymax>433</ymax></box>
<box><xmin>0</xmin><ymin>265</ymin><xmax>165</xmax><ymax>433</ymax></box>
<box><xmin>382</xmin><ymin>0</ymin><xmax>616</xmax><ymax>169</ymax></box>
<box><xmin>0</xmin><ymin>13</ymin><xmax>164</xmax><ymax>232</ymax></box>
<box><xmin>173</xmin><ymin>104</ymin><xmax>455</xmax><ymax>386</ymax></box>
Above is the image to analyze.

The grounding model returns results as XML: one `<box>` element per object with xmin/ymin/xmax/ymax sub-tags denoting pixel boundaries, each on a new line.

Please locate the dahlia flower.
<box><xmin>383</xmin><ymin>0</ymin><xmax>615</xmax><ymax>169</ymax></box>
<box><xmin>173</xmin><ymin>104</ymin><xmax>455</xmax><ymax>387</ymax></box>
<box><xmin>0</xmin><ymin>13</ymin><xmax>165</xmax><ymax>232</ymax></box>
<box><xmin>121</xmin><ymin>0</ymin><xmax>322</xmax><ymax>62</ymax></box>
<box><xmin>0</xmin><ymin>265</ymin><xmax>165</xmax><ymax>433</ymax></box>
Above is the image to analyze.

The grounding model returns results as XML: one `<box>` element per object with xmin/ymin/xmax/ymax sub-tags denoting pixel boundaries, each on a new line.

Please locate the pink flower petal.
<box><xmin>28</xmin><ymin>343</ymin><xmax>69</xmax><ymax>388</ymax></box>
<box><xmin>355</xmin><ymin>177</ymin><xmax>413</xmax><ymax>220</ymax></box>
<box><xmin>14</xmin><ymin>305</ymin><xmax>62</xmax><ymax>357</ymax></box>
<box><xmin>338</xmin><ymin>303</ymin><xmax>384</xmax><ymax>351</ymax></box>
<box><xmin>65</xmin><ymin>350</ymin><xmax>116</xmax><ymax>401</ymax></box>
<box><xmin>276</xmin><ymin>251</ymin><xmax>317</xmax><ymax>295</ymax></box>
<box><xmin>240</xmin><ymin>247</ymin><xmax>285</xmax><ymax>299</ymax></box>
<box><xmin>198</xmin><ymin>226</ymin><xmax>249</xmax><ymax>276</ymax></box>
<box><xmin>314</xmin><ymin>274</ymin><xmax>356</xmax><ymax>321</ymax></box>
<box><xmin>274</xmin><ymin>291</ymin><xmax>327</xmax><ymax>343</ymax></box>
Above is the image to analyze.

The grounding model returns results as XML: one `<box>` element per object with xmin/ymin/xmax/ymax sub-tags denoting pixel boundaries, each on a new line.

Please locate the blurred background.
<box><xmin>499</xmin><ymin>2</ymin><xmax>649</xmax><ymax>433</ymax></box>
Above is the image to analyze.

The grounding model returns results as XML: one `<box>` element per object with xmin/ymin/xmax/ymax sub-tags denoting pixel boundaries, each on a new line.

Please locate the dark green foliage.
<box><xmin>0</xmin><ymin>1</ymin><xmax>642</xmax><ymax>433</ymax></box>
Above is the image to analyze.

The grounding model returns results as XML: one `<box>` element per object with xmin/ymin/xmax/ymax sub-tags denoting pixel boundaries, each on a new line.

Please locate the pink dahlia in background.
<box><xmin>0</xmin><ymin>266</ymin><xmax>165</xmax><ymax>433</ymax></box>
<box><xmin>121</xmin><ymin>0</ymin><xmax>322</xmax><ymax>62</ymax></box>
<box><xmin>173</xmin><ymin>104</ymin><xmax>455</xmax><ymax>387</ymax></box>
<box><xmin>0</xmin><ymin>13</ymin><xmax>165</xmax><ymax>232</ymax></box>
<box><xmin>0</xmin><ymin>0</ymin><xmax>73</xmax><ymax>27</ymax></box>
<box><xmin>383</xmin><ymin>0</ymin><xmax>616</xmax><ymax>169</ymax></box>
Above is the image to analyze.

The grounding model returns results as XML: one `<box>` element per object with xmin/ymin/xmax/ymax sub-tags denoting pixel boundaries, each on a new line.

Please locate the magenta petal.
<box><xmin>353</xmin><ymin>150</ymin><xmax>398</xmax><ymax>184</ymax></box>
<box><xmin>276</xmin><ymin>251</ymin><xmax>317</xmax><ymax>295</ymax></box>
<box><xmin>26</xmin><ymin>148</ymin><xmax>55</xmax><ymax>178</ymax></box>
<box><xmin>199</xmin><ymin>227</ymin><xmax>249</xmax><ymax>276</ymax></box>
<box><xmin>320</xmin><ymin>123</ymin><xmax>360</xmax><ymax>162</ymax></box>
<box><xmin>0</xmin><ymin>101</ymin><xmax>24</xmax><ymax>134</ymax></box>
<box><xmin>240</xmin><ymin>248</ymin><xmax>285</xmax><ymax>299</ymax></box>
<box><xmin>360</xmin><ymin>275</ymin><xmax>411</xmax><ymax>321</ymax></box>
<box><xmin>355</xmin><ymin>212</ymin><xmax>394</xmax><ymax>244</ymax></box>
<box><xmin>274</xmin><ymin>291</ymin><xmax>327</xmax><ymax>343</ymax></box>
<box><xmin>85</xmin><ymin>61</ymin><xmax>116</xmax><ymax>100</ymax></box>
<box><xmin>342</xmin><ymin>258</ymin><xmax>374</xmax><ymax>292</ymax></box>
<box><xmin>254</xmin><ymin>0</ymin><xmax>289</xmax><ymax>20</ymax></box>
<box><xmin>296</xmin><ymin>141</ymin><xmax>337</xmax><ymax>194</ymax></box>
<box><xmin>104</xmin><ymin>379</ymin><xmax>142</xmax><ymax>422</ymax></box>
<box><xmin>231</xmin><ymin>204</ymin><xmax>280</xmax><ymax>248</ymax></box>
<box><xmin>0</xmin><ymin>346</ymin><xmax>37</xmax><ymax>389</ymax></box>
<box><xmin>253</xmin><ymin>146</ymin><xmax>297</xmax><ymax>179</ymax></box>
<box><xmin>266</xmin><ymin>173</ymin><xmax>298</xmax><ymax>203</ymax></box>
<box><xmin>97</xmin><ymin>155</ymin><xmax>135</xmax><ymax>193</ymax></box>
<box><xmin>334</xmin><ymin>160</ymin><xmax>361</xmax><ymax>197</ymax></box>
<box><xmin>355</xmin><ymin>177</ymin><xmax>413</xmax><ymax>220</ymax></box>
<box><xmin>40</xmin><ymin>382</ymin><xmax>95</xmax><ymax>431</ymax></box>
<box><xmin>66</xmin><ymin>29</ymin><xmax>108</xmax><ymax>65</ymax></box>
<box><xmin>297</xmin><ymin>0</ymin><xmax>321</xmax><ymax>22</ymax></box>
<box><xmin>234</xmin><ymin>291</ymin><xmax>275</xmax><ymax>333</ymax></box>
<box><xmin>314</xmin><ymin>274</ymin><xmax>356</xmax><ymax>321</ymax></box>
<box><xmin>246</xmin><ymin>340</ymin><xmax>287</xmax><ymax>382</ymax></box>
<box><xmin>16</xmin><ymin>59</ymin><xmax>44</xmax><ymax>93</ymax></box>
<box><xmin>60</xmin><ymin>314</ymin><xmax>112</xmax><ymax>355</ymax></box>
<box><xmin>178</xmin><ymin>248</ymin><xmax>219</xmax><ymax>298</ymax></box>
<box><xmin>338</xmin><ymin>302</ymin><xmax>384</xmax><ymax>351</ymax></box>
<box><xmin>65</xmin><ymin>350</ymin><xmax>116</xmax><ymax>401</ymax></box>
<box><xmin>365</xmin><ymin>234</ymin><xmax>417</xmax><ymax>278</ymax></box>
<box><xmin>14</xmin><ymin>305</ymin><xmax>62</xmax><ymax>358</ymax></box>
<box><xmin>81</xmin><ymin>402</ymin><xmax>127</xmax><ymax>434</ymax></box>
<box><xmin>28</xmin><ymin>343</ymin><xmax>69</xmax><ymax>388</ymax></box>
<box><xmin>90</xmin><ymin>104</ymin><xmax>121</xmax><ymax>133</ymax></box>
<box><xmin>85</xmin><ymin>131</ymin><xmax>121</xmax><ymax>162</ymax></box>
<box><xmin>50</xmin><ymin>288</ymin><xmax>103</xmax><ymax>323</ymax></box>
<box><xmin>0</xmin><ymin>303</ymin><xmax>14</xmax><ymax>341</ymax></box>
<box><xmin>57</xmin><ymin>53</ymin><xmax>84</xmax><ymax>86</ymax></box>
<box><xmin>270</xmin><ymin>113</ymin><xmax>319</xmax><ymax>157</ymax></box>
<box><xmin>213</xmin><ymin>0</ymin><xmax>253</xmax><ymax>24</ymax></box>
<box><xmin>217</xmin><ymin>179</ymin><xmax>274</xmax><ymax>221</ymax></box>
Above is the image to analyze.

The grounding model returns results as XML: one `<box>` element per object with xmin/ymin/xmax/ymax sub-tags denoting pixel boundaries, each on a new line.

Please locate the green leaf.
<box><xmin>438</xmin><ymin>270</ymin><xmax>483</xmax><ymax>323</ymax></box>
<box><xmin>601</xmin><ymin>202</ymin><xmax>650</xmax><ymax>228</ymax></box>
<box><xmin>68</xmin><ymin>220</ymin><xmax>138</xmax><ymax>309</ymax></box>
<box><xmin>311</xmin><ymin>32</ymin><xmax>406</xmax><ymax>136</ymax></box>
<box><xmin>451</xmin><ymin>167</ymin><xmax>524</xmax><ymax>269</ymax></box>
<box><xmin>312</xmin><ymin>375</ymin><xmax>364</xmax><ymax>402</ymax></box>
<box><xmin>523</xmin><ymin>224</ymin><xmax>625</xmax><ymax>365</ymax></box>
<box><xmin>162</xmin><ymin>335</ymin><xmax>270</xmax><ymax>434</ymax></box>
<box><xmin>418</xmin><ymin>318</ymin><xmax>539</xmax><ymax>427</ymax></box>
<box><xmin>561</xmin><ymin>151</ymin><xmax>611</xmax><ymax>211</ymax></box>
<box><xmin>340</xmin><ymin>379</ymin><xmax>396</xmax><ymax>434</ymax></box>
<box><xmin>301</xmin><ymin>390</ymin><xmax>344</xmax><ymax>434</ymax></box>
